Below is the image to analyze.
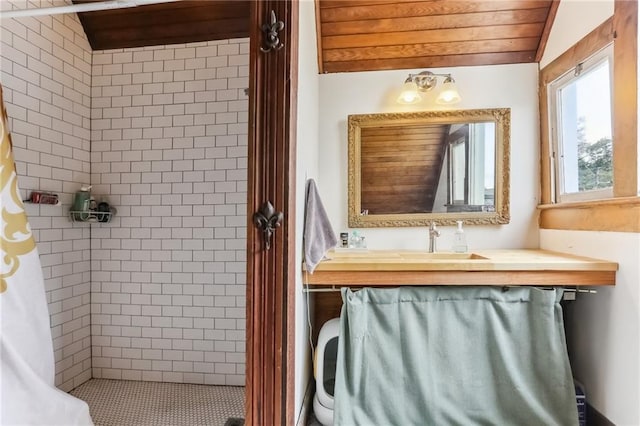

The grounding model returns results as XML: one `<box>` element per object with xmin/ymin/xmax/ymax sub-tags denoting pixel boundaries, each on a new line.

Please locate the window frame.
<box><xmin>447</xmin><ymin>125</ymin><xmax>469</xmax><ymax>205</ymax></box>
<box><xmin>538</xmin><ymin>1</ymin><xmax>639</xmax><ymax>233</ymax></box>
<box><xmin>547</xmin><ymin>43</ymin><xmax>614</xmax><ymax>203</ymax></box>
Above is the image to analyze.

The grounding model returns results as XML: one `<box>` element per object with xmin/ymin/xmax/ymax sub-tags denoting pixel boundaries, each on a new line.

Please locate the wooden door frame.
<box><xmin>246</xmin><ymin>1</ymin><xmax>298</xmax><ymax>425</ymax></box>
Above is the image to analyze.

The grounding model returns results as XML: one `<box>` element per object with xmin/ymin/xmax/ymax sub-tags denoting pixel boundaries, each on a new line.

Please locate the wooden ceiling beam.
<box><xmin>74</xmin><ymin>0</ymin><xmax>250</xmax><ymax>50</ymax></box>
<box><xmin>320</xmin><ymin>0</ymin><xmax>550</xmax><ymax>22</ymax></box>
<box><xmin>314</xmin><ymin>0</ymin><xmax>325</xmax><ymax>73</ymax></box>
<box><xmin>535</xmin><ymin>0</ymin><xmax>560</xmax><ymax>62</ymax></box>
<box><xmin>89</xmin><ymin>18</ymin><xmax>249</xmax><ymax>50</ymax></box>
<box><xmin>321</xmin><ymin>8</ymin><xmax>550</xmax><ymax>36</ymax></box>
<box><xmin>323</xmin><ymin>50</ymin><xmax>536</xmax><ymax>72</ymax></box>
<box><xmin>89</xmin><ymin>33</ymin><xmax>250</xmax><ymax>51</ymax></box>
<box><xmin>323</xmin><ymin>23</ymin><xmax>544</xmax><ymax>49</ymax></box>
<box><xmin>319</xmin><ymin>0</ymin><xmax>433</xmax><ymax>9</ymax></box>
<box><xmin>323</xmin><ymin>37</ymin><xmax>539</xmax><ymax>62</ymax></box>
<box><xmin>79</xmin><ymin>3</ymin><xmax>248</xmax><ymax>30</ymax></box>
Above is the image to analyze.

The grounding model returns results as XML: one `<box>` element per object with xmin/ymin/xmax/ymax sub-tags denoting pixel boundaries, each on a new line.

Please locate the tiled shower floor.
<box><xmin>70</xmin><ymin>379</ymin><xmax>244</xmax><ymax>426</ymax></box>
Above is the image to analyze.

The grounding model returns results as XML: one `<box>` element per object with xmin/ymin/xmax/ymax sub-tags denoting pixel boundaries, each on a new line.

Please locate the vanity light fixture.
<box><xmin>397</xmin><ymin>71</ymin><xmax>462</xmax><ymax>105</ymax></box>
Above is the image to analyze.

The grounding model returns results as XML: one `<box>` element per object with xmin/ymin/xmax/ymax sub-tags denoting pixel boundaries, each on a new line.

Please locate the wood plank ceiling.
<box><xmin>73</xmin><ymin>0</ymin><xmax>250</xmax><ymax>50</ymax></box>
<box><xmin>72</xmin><ymin>1</ymin><xmax>557</xmax><ymax>71</ymax></box>
<box><xmin>316</xmin><ymin>0</ymin><xmax>558</xmax><ymax>73</ymax></box>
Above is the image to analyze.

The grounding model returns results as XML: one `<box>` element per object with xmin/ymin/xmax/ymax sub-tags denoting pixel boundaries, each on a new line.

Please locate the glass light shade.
<box><xmin>397</xmin><ymin>81</ymin><xmax>422</xmax><ymax>104</ymax></box>
<box><xmin>436</xmin><ymin>80</ymin><xmax>461</xmax><ymax>105</ymax></box>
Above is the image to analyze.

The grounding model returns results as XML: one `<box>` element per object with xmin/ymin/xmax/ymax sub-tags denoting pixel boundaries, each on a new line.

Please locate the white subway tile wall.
<box><xmin>1</xmin><ymin>1</ymin><xmax>93</xmax><ymax>391</ymax></box>
<box><xmin>89</xmin><ymin>39</ymin><xmax>248</xmax><ymax>386</ymax></box>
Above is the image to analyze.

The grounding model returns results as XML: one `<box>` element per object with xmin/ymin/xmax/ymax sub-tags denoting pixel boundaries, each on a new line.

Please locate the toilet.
<box><xmin>313</xmin><ymin>318</ymin><xmax>340</xmax><ymax>426</ymax></box>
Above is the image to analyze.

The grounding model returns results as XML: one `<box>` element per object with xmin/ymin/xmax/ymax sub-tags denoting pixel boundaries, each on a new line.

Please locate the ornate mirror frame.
<box><xmin>348</xmin><ymin>108</ymin><xmax>511</xmax><ymax>227</ymax></box>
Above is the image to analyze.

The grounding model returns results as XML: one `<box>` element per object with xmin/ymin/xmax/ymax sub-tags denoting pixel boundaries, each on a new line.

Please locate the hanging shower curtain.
<box><xmin>334</xmin><ymin>286</ymin><xmax>579</xmax><ymax>426</ymax></box>
<box><xmin>0</xmin><ymin>84</ymin><xmax>93</xmax><ymax>425</ymax></box>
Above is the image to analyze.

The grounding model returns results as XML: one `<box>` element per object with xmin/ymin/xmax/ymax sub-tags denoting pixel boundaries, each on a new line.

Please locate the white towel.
<box><xmin>0</xmin><ymin>84</ymin><xmax>93</xmax><ymax>425</ymax></box>
<box><xmin>303</xmin><ymin>179</ymin><xmax>338</xmax><ymax>273</ymax></box>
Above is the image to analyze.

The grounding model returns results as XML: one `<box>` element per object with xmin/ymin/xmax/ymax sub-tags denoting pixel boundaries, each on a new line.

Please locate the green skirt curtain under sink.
<box><xmin>333</xmin><ymin>286</ymin><xmax>578</xmax><ymax>426</ymax></box>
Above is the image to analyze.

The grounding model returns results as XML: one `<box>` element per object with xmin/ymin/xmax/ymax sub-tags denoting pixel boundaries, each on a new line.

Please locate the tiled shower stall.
<box><xmin>1</xmin><ymin>0</ymin><xmax>248</xmax><ymax>391</ymax></box>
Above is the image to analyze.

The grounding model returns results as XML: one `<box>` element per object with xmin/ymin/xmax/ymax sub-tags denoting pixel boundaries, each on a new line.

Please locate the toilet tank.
<box><xmin>315</xmin><ymin>318</ymin><xmax>340</xmax><ymax>410</ymax></box>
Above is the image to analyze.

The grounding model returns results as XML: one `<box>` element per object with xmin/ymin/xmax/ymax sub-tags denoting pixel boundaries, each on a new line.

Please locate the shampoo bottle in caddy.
<box><xmin>72</xmin><ymin>185</ymin><xmax>92</xmax><ymax>221</ymax></box>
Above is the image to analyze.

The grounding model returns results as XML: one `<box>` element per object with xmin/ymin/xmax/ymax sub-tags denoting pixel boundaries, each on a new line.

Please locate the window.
<box><xmin>548</xmin><ymin>44</ymin><xmax>614</xmax><ymax>202</ymax></box>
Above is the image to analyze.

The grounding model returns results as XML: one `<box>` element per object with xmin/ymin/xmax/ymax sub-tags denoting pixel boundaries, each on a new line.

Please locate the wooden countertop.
<box><xmin>304</xmin><ymin>249</ymin><xmax>617</xmax><ymax>286</ymax></box>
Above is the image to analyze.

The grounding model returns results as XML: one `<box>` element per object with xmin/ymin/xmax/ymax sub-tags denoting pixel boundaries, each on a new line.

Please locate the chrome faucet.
<box><xmin>428</xmin><ymin>221</ymin><xmax>440</xmax><ymax>253</ymax></box>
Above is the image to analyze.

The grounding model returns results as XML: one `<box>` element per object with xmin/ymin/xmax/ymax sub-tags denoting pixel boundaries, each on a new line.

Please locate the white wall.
<box><xmin>89</xmin><ymin>40</ymin><xmax>248</xmax><ymax>386</ymax></box>
<box><xmin>318</xmin><ymin>64</ymin><xmax>540</xmax><ymax>251</ymax></box>
<box><xmin>0</xmin><ymin>0</ymin><xmax>93</xmax><ymax>392</ymax></box>
<box><xmin>540</xmin><ymin>231</ymin><xmax>640</xmax><ymax>425</ymax></box>
<box><xmin>539</xmin><ymin>1</ymin><xmax>640</xmax><ymax>424</ymax></box>
<box><xmin>295</xmin><ymin>0</ymin><xmax>320</xmax><ymax>420</ymax></box>
<box><xmin>539</xmin><ymin>0</ymin><xmax>614</xmax><ymax>68</ymax></box>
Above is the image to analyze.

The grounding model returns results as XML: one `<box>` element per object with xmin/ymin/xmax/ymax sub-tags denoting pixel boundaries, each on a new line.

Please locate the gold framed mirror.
<box><xmin>348</xmin><ymin>108</ymin><xmax>510</xmax><ymax>227</ymax></box>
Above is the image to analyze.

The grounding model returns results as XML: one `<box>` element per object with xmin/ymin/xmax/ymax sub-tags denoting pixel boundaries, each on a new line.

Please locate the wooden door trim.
<box><xmin>246</xmin><ymin>1</ymin><xmax>298</xmax><ymax>425</ymax></box>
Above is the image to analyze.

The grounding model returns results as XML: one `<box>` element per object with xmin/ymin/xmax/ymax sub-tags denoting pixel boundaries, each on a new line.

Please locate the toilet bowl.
<box><xmin>313</xmin><ymin>318</ymin><xmax>340</xmax><ymax>426</ymax></box>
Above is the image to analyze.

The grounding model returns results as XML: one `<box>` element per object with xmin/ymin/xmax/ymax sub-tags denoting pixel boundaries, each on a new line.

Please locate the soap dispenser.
<box><xmin>452</xmin><ymin>220</ymin><xmax>468</xmax><ymax>253</ymax></box>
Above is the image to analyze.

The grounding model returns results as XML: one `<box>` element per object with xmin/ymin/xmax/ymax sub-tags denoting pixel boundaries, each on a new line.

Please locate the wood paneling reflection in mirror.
<box><xmin>348</xmin><ymin>109</ymin><xmax>510</xmax><ymax>227</ymax></box>
<box><xmin>361</xmin><ymin>124</ymin><xmax>449</xmax><ymax>214</ymax></box>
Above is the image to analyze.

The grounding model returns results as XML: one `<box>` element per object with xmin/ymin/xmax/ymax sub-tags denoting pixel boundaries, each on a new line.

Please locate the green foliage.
<box><xmin>576</xmin><ymin>117</ymin><xmax>612</xmax><ymax>191</ymax></box>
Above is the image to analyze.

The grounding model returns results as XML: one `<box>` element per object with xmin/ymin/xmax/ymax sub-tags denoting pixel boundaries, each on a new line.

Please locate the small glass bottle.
<box><xmin>349</xmin><ymin>230</ymin><xmax>362</xmax><ymax>248</ymax></box>
<box><xmin>452</xmin><ymin>220</ymin><xmax>468</xmax><ymax>253</ymax></box>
